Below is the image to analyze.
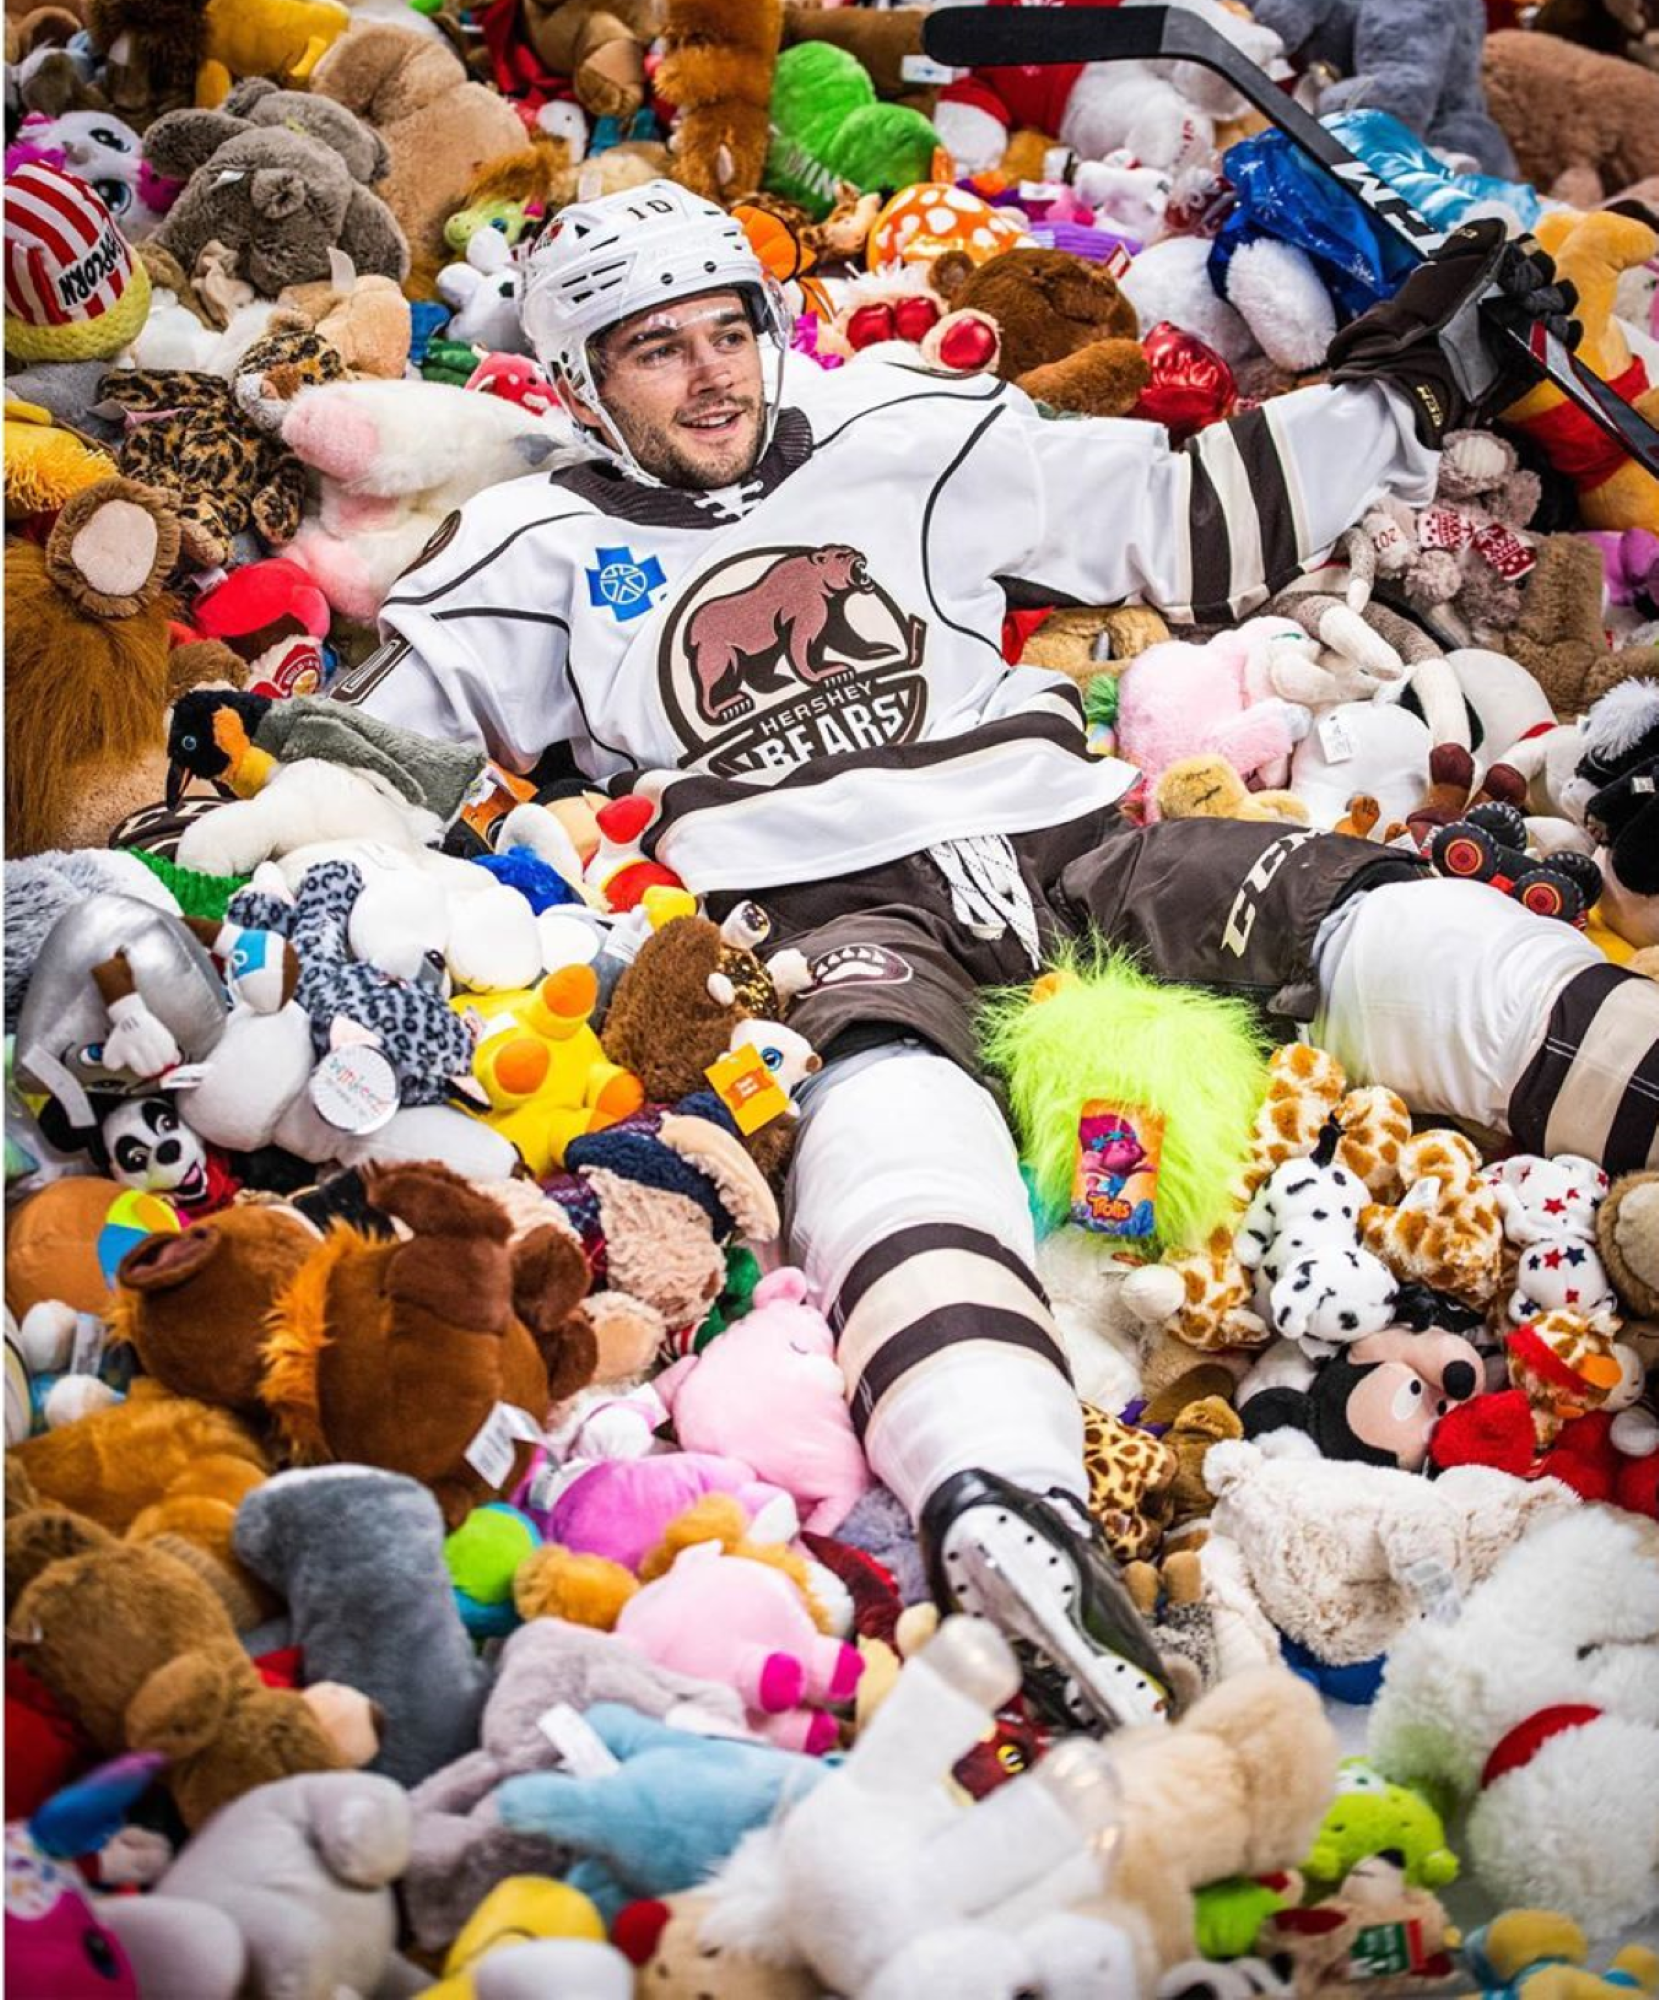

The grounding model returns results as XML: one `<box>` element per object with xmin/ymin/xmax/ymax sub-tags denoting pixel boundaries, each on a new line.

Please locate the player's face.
<box><xmin>576</xmin><ymin>290</ymin><xmax>766</xmax><ymax>490</ymax></box>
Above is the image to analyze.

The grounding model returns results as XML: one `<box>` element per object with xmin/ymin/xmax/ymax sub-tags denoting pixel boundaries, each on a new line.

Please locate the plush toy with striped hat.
<box><xmin>3</xmin><ymin>160</ymin><xmax>150</xmax><ymax>363</ymax></box>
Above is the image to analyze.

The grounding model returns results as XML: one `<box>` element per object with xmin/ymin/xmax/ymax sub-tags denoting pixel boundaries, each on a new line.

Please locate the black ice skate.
<box><xmin>919</xmin><ymin>1467</ymin><xmax>1174</xmax><ymax>1736</ymax></box>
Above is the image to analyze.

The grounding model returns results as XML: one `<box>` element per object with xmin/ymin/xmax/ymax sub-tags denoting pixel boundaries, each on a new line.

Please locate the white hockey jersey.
<box><xmin>338</xmin><ymin>360</ymin><xmax>1436</xmax><ymax>895</ymax></box>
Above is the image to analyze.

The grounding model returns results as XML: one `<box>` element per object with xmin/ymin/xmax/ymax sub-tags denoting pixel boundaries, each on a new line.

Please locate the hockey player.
<box><xmin>335</xmin><ymin>181</ymin><xmax>1659</xmax><ymax>1730</ymax></box>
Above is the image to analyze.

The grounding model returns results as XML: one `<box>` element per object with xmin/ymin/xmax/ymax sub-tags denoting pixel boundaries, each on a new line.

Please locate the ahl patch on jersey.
<box><xmin>657</xmin><ymin>543</ymin><xmax>927</xmax><ymax>779</ymax></box>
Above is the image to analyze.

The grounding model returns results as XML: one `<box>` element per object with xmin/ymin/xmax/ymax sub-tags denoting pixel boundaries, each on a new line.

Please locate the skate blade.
<box><xmin>950</xmin><ymin>1531</ymin><xmax>1170</xmax><ymax>1734</ymax></box>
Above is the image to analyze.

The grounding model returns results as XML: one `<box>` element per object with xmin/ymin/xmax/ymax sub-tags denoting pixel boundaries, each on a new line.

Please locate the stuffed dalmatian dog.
<box><xmin>1237</xmin><ymin>1117</ymin><xmax>1398</xmax><ymax>1357</ymax></box>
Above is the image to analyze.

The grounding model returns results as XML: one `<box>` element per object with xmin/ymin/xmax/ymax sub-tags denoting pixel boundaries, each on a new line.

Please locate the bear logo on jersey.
<box><xmin>659</xmin><ymin>543</ymin><xmax>927</xmax><ymax>778</ymax></box>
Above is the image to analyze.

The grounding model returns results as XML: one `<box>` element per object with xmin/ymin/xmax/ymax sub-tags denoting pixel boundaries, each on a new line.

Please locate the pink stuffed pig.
<box><xmin>1113</xmin><ymin>620</ymin><xmax>1315</xmax><ymax>809</ymax></box>
<box><xmin>614</xmin><ymin>1540</ymin><xmax>861</xmax><ymax>1755</ymax></box>
<box><xmin>652</xmin><ymin>1268</ymin><xmax>871</xmax><ymax>1534</ymax></box>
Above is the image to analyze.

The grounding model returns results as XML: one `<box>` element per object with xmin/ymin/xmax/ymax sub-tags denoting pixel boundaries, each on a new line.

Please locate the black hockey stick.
<box><xmin>923</xmin><ymin>3</ymin><xmax>1659</xmax><ymax>477</ymax></box>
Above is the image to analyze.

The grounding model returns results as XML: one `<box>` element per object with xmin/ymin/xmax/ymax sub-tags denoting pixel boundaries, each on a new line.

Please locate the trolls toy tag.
<box><xmin>1071</xmin><ymin>1101</ymin><xmax>1161</xmax><ymax>1239</ymax></box>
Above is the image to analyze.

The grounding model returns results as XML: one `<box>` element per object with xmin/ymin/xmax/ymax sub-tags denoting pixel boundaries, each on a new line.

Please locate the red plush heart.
<box><xmin>1130</xmin><ymin>321</ymin><xmax>1235</xmax><ymax>443</ymax></box>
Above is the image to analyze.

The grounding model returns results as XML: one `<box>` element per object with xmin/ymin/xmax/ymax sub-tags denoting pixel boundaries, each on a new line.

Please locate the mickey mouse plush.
<box><xmin>1242</xmin><ymin>1326</ymin><xmax>1483</xmax><ymax>1469</ymax></box>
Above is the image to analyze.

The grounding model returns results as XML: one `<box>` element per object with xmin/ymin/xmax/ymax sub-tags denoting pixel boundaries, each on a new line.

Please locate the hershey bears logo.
<box><xmin>659</xmin><ymin>544</ymin><xmax>927</xmax><ymax>778</ymax></box>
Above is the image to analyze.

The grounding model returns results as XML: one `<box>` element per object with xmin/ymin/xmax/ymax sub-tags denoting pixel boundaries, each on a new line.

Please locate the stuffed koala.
<box><xmin>145</xmin><ymin>112</ymin><xmax>407</xmax><ymax>297</ymax></box>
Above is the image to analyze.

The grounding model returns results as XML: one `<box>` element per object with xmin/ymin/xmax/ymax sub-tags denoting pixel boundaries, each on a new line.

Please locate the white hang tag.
<box><xmin>70</xmin><ymin>1314</ymin><xmax>106</xmax><ymax>1376</ymax></box>
<box><xmin>463</xmin><ymin>1401</ymin><xmax>545</xmax><ymax>1489</ymax></box>
<box><xmin>902</xmin><ymin>52</ymin><xmax>967</xmax><ymax>83</ymax></box>
<box><xmin>308</xmin><ymin>1044</ymin><xmax>398</xmax><ymax>1135</ymax></box>
<box><xmin>1317</xmin><ymin>713</ymin><xmax>1356</xmax><ymax>765</ymax></box>
<box><xmin>537</xmin><ymin>1702</ymin><xmax>622</xmax><ymax>1776</ymax></box>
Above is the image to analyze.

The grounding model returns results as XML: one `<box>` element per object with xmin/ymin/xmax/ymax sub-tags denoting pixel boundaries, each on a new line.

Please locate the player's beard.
<box><xmin>611</xmin><ymin>392</ymin><xmax>765</xmax><ymax>490</ymax></box>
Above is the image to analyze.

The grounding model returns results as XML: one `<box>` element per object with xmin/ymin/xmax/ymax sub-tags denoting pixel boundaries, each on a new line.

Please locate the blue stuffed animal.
<box><xmin>495</xmin><ymin>1703</ymin><xmax>828</xmax><ymax>1917</ymax></box>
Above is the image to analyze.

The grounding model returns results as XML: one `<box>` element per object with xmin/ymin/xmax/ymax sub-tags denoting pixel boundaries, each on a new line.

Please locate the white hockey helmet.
<box><xmin>520</xmin><ymin>178</ymin><xmax>792</xmax><ymax>485</ymax></box>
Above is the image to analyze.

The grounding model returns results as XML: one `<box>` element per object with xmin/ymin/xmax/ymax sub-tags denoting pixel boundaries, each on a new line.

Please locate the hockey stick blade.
<box><xmin>923</xmin><ymin>5</ymin><xmax>1659</xmax><ymax>478</ymax></box>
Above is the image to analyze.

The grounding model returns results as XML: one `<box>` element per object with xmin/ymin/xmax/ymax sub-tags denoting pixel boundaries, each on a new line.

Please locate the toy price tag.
<box><xmin>1348</xmin><ymin>1920</ymin><xmax>1424</xmax><ymax>1978</ymax></box>
<box><xmin>463</xmin><ymin>1401</ymin><xmax>545</xmax><ymax>1490</ymax></box>
<box><xmin>1401</xmin><ymin>1557</ymin><xmax>1462</xmax><ymax>1626</ymax></box>
<box><xmin>1318</xmin><ymin>714</ymin><xmax>1356</xmax><ymax>765</ymax></box>
<box><xmin>309</xmin><ymin>1044</ymin><xmax>398</xmax><ymax>1135</ymax></box>
<box><xmin>705</xmin><ymin>1044</ymin><xmax>791</xmax><ymax>1136</ymax></box>
<box><xmin>70</xmin><ymin>1314</ymin><xmax>106</xmax><ymax>1376</ymax></box>
<box><xmin>536</xmin><ymin>1703</ymin><xmax>622</xmax><ymax>1777</ymax></box>
<box><xmin>902</xmin><ymin>52</ymin><xmax>967</xmax><ymax>84</ymax></box>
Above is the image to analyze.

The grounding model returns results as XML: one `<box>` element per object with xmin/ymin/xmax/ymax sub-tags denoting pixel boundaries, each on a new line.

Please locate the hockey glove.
<box><xmin>1326</xmin><ymin>218</ymin><xmax>1579</xmax><ymax>448</ymax></box>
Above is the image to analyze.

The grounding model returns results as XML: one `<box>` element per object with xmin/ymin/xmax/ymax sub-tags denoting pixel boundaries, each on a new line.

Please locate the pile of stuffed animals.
<box><xmin>6</xmin><ymin>0</ymin><xmax>1659</xmax><ymax>1990</ymax></box>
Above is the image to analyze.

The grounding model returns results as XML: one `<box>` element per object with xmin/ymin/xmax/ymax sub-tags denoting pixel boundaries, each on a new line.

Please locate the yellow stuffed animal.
<box><xmin>1502</xmin><ymin>209</ymin><xmax>1659</xmax><ymax>534</ymax></box>
<box><xmin>197</xmin><ymin>0</ymin><xmax>350</xmax><ymax>105</ymax></box>
<box><xmin>454</xmin><ymin>963</ymin><xmax>643</xmax><ymax>1178</ymax></box>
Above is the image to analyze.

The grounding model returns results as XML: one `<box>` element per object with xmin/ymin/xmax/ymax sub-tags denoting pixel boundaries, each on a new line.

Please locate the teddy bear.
<box><xmin>111</xmin><ymin>1199</ymin><xmax>320</xmax><ymax>1415</ymax></box>
<box><xmin>144</xmin><ymin>72</ymin><xmax>390</xmax><ymax>192</ymax></box>
<box><xmin>403</xmin><ymin>1617</ymin><xmax>745</xmax><ymax>1951</ymax></box>
<box><xmin>1504</xmin><ymin>534</ymin><xmax>1659</xmax><ymax>719</ymax></box>
<box><xmin>1600</xmin><ymin>1168</ymin><xmax>1659</xmax><ymax>1320</ymax></box>
<box><xmin>1500</xmin><ymin>209</ymin><xmax>1659</xmax><ymax>535</ymax></box>
<box><xmin>98</xmin><ymin>324</ymin><xmax>347</xmax><ymax>566</ymax></box>
<box><xmin>682</xmin><ymin>1619</ymin><xmax>1338</xmax><ymax>1997</ymax></box>
<box><xmin>3</xmin><ymin>479</ymin><xmax>248</xmax><ymax>858</ymax></box>
<box><xmin>1482</xmin><ymin>29</ymin><xmax>1659</xmax><ymax>204</ymax></box>
<box><xmin>309</xmin><ymin>22</ymin><xmax>528</xmax><ymax>276</ymax></box>
<box><xmin>1113</xmin><ymin>622</ymin><xmax>1318</xmax><ymax>804</ymax></box>
<box><xmin>520</xmin><ymin>0</ymin><xmax>664</xmax><ymax>123</ymax></box>
<box><xmin>655</xmin><ymin>0</ymin><xmax>781</xmax><ymax>202</ymax></box>
<box><xmin>280</xmin><ymin>373</ymin><xmax>585</xmax><ymax>618</ymax></box>
<box><xmin>515</xmin><ymin>1492</ymin><xmax>862</xmax><ymax>1755</ymax></box>
<box><xmin>143</xmin><ymin>113</ymin><xmax>408</xmax><ymax>298</ymax></box>
<box><xmin>1485</xmin><ymin>1153</ymin><xmax>1618</xmax><ymax>1330</ymax></box>
<box><xmin>83</xmin><ymin>0</ymin><xmax>204</xmax><ymax>126</ymax></box>
<box><xmin>260</xmin><ymin>1160</ymin><xmax>602</xmax><ymax>1527</ymax></box>
<box><xmin>651</xmin><ymin>1267</ymin><xmax>871</xmax><ymax>1534</ymax></box>
<box><xmin>1369</xmin><ymin>1505</ymin><xmax>1659</xmax><ymax>1939</ymax></box>
<box><xmin>1353</xmin><ymin>430</ymin><xmax>1541</xmax><ymax>646</ymax></box>
<box><xmin>930</xmin><ymin>247</ymin><xmax>1151</xmax><ymax>418</ymax></box>
<box><xmin>599</xmin><ymin>910</ymin><xmax>813</xmax><ymax>1187</ymax></box>
<box><xmin>1256</xmin><ymin>1855</ymin><xmax>1461</xmax><ymax>1997</ymax></box>
<box><xmin>1253</xmin><ymin>0</ymin><xmax>1515</xmax><ymax>173</ymax></box>
<box><xmin>5</xmin><ymin>1498</ymin><xmax>346</xmax><ymax>1829</ymax></box>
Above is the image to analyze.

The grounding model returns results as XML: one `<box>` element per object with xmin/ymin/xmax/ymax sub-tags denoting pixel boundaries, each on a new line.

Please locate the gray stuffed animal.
<box><xmin>143</xmin><ymin>112</ymin><xmax>407</xmax><ymax>295</ymax></box>
<box><xmin>233</xmin><ymin>1466</ymin><xmax>491</xmax><ymax>1790</ymax></box>
<box><xmin>1248</xmin><ymin>0</ymin><xmax>1517</xmax><ymax>174</ymax></box>
<box><xmin>404</xmin><ymin>1619</ymin><xmax>743</xmax><ymax>1951</ymax></box>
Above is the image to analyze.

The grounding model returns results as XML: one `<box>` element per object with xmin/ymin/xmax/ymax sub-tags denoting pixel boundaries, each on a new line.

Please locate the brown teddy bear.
<box><xmin>6</xmin><ymin>1499</ymin><xmax>345</xmax><ymax>1828</ymax></box>
<box><xmin>521</xmin><ymin>0</ymin><xmax>665</xmax><ymax>122</ymax></box>
<box><xmin>112</xmin><ymin>1201</ymin><xmax>322</xmax><ymax>1415</ymax></box>
<box><xmin>260</xmin><ymin>1162</ymin><xmax>600</xmax><ymax>1527</ymax></box>
<box><xmin>655</xmin><ymin>0</ymin><xmax>782</xmax><ymax>201</ymax></box>
<box><xmin>934</xmin><ymin>247</ymin><xmax>1152</xmax><ymax>418</ymax></box>
<box><xmin>1502</xmin><ymin>533</ymin><xmax>1659</xmax><ymax>717</ymax></box>
<box><xmin>3</xmin><ymin>479</ymin><xmax>247</xmax><ymax>857</ymax></box>
<box><xmin>601</xmin><ymin>913</ymin><xmax>811</xmax><ymax>1186</ymax></box>
<box><xmin>1483</xmin><ymin>29</ymin><xmax>1659</xmax><ymax>203</ymax></box>
<box><xmin>309</xmin><ymin>22</ymin><xmax>527</xmax><ymax>278</ymax></box>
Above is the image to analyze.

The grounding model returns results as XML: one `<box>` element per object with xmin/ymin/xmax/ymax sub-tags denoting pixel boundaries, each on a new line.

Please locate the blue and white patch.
<box><xmin>586</xmin><ymin>545</ymin><xmax>666</xmax><ymax>623</ymax></box>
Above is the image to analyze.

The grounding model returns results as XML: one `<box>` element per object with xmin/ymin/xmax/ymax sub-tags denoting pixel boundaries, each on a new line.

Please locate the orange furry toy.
<box><xmin>3</xmin><ymin>478</ymin><xmax>244</xmax><ymax>856</ymax></box>
<box><xmin>259</xmin><ymin>1162</ymin><xmax>601</xmax><ymax>1527</ymax></box>
<box><xmin>655</xmin><ymin>0</ymin><xmax>781</xmax><ymax>201</ymax></box>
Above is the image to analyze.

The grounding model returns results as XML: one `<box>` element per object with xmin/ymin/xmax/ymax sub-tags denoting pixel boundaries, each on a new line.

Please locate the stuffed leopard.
<box><xmin>99</xmin><ymin>326</ymin><xmax>344</xmax><ymax>565</ymax></box>
<box><xmin>227</xmin><ymin>859</ymin><xmax>477</xmax><ymax>1107</ymax></box>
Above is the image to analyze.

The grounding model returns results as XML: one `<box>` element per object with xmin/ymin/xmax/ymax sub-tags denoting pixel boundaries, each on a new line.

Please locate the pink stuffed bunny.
<box><xmin>1113</xmin><ymin>620</ymin><xmax>1314</xmax><ymax>810</ymax></box>
<box><xmin>652</xmin><ymin>1268</ymin><xmax>871</xmax><ymax>1534</ymax></box>
<box><xmin>615</xmin><ymin>1539</ymin><xmax>861</xmax><ymax>1754</ymax></box>
<box><xmin>527</xmin><ymin>1451</ymin><xmax>799</xmax><ymax>1572</ymax></box>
